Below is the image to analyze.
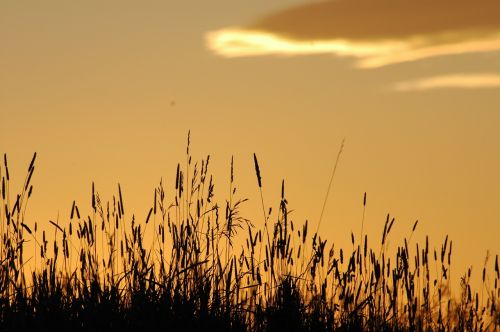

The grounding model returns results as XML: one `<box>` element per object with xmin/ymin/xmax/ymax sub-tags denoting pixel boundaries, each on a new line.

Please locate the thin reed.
<box><xmin>0</xmin><ymin>144</ymin><xmax>498</xmax><ymax>331</ymax></box>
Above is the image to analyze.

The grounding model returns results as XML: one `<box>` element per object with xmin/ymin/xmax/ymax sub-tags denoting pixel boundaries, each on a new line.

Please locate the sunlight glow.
<box><xmin>206</xmin><ymin>28</ymin><xmax>500</xmax><ymax>68</ymax></box>
<box><xmin>394</xmin><ymin>73</ymin><xmax>500</xmax><ymax>91</ymax></box>
<box><xmin>206</xmin><ymin>28</ymin><xmax>410</xmax><ymax>59</ymax></box>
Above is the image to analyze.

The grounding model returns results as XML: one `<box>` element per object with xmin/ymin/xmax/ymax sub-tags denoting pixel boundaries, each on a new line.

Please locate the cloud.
<box><xmin>393</xmin><ymin>73</ymin><xmax>500</xmax><ymax>91</ymax></box>
<box><xmin>206</xmin><ymin>28</ymin><xmax>410</xmax><ymax>58</ymax></box>
<box><xmin>206</xmin><ymin>0</ymin><xmax>500</xmax><ymax>68</ymax></box>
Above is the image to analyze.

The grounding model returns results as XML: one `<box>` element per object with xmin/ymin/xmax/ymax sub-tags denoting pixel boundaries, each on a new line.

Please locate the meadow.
<box><xmin>0</xmin><ymin>138</ymin><xmax>499</xmax><ymax>331</ymax></box>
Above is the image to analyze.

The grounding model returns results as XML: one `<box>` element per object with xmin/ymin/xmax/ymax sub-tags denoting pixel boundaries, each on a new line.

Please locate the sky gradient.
<box><xmin>1</xmin><ymin>0</ymin><xmax>499</xmax><ymax>286</ymax></box>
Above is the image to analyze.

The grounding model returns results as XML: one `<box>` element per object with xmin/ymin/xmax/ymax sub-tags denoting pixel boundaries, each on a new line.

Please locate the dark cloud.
<box><xmin>250</xmin><ymin>0</ymin><xmax>500</xmax><ymax>41</ymax></box>
<box><xmin>206</xmin><ymin>0</ymin><xmax>500</xmax><ymax>69</ymax></box>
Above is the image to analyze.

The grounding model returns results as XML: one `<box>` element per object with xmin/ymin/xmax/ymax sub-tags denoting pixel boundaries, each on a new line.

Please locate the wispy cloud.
<box><xmin>206</xmin><ymin>28</ymin><xmax>410</xmax><ymax>58</ymax></box>
<box><xmin>206</xmin><ymin>0</ymin><xmax>500</xmax><ymax>68</ymax></box>
<box><xmin>207</xmin><ymin>29</ymin><xmax>500</xmax><ymax>69</ymax></box>
<box><xmin>393</xmin><ymin>73</ymin><xmax>500</xmax><ymax>91</ymax></box>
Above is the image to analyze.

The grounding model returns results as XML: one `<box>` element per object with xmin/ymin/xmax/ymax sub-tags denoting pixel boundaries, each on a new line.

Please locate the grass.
<box><xmin>0</xmin><ymin>137</ymin><xmax>499</xmax><ymax>331</ymax></box>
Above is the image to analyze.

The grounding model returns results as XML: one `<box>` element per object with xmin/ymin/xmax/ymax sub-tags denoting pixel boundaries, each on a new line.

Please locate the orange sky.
<box><xmin>1</xmin><ymin>0</ymin><xmax>499</xmax><ymax>286</ymax></box>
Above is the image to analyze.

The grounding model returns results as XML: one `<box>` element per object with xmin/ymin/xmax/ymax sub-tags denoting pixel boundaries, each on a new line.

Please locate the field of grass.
<box><xmin>1</xmin><ymin>139</ymin><xmax>499</xmax><ymax>331</ymax></box>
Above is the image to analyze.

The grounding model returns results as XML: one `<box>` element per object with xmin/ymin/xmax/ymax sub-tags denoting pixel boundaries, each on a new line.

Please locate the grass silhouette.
<box><xmin>0</xmin><ymin>137</ymin><xmax>499</xmax><ymax>331</ymax></box>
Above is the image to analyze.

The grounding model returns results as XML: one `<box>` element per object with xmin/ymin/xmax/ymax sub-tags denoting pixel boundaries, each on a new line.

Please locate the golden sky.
<box><xmin>1</xmin><ymin>0</ymin><xmax>499</xmax><ymax>283</ymax></box>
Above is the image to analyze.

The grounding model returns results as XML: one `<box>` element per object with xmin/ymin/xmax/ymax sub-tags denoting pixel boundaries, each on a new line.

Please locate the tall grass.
<box><xmin>0</xmin><ymin>142</ymin><xmax>498</xmax><ymax>331</ymax></box>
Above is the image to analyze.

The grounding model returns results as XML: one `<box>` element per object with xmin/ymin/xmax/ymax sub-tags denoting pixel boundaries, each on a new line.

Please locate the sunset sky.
<box><xmin>1</xmin><ymin>0</ymin><xmax>499</xmax><ymax>283</ymax></box>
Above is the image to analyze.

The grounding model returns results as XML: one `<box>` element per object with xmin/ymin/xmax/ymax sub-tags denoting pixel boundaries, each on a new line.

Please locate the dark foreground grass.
<box><xmin>1</xmin><ymin>141</ymin><xmax>499</xmax><ymax>331</ymax></box>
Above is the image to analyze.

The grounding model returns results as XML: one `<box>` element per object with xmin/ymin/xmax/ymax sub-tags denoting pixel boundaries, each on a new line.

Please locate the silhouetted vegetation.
<box><xmin>1</xmin><ymin>137</ymin><xmax>499</xmax><ymax>331</ymax></box>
